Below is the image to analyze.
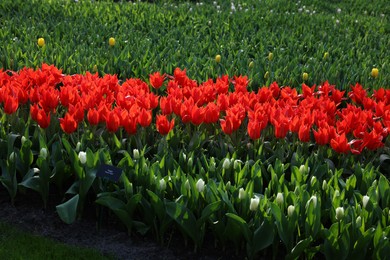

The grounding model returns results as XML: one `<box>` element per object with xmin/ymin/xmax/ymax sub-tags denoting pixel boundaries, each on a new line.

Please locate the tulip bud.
<box><xmin>182</xmin><ymin>153</ymin><xmax>186</xmax><ymax>161</ymax></box>
<box><xmin>287</xmin><ymin>205</ymin><xmax>295</xmax><ymax>217</ymax></box>
<box><xmin>306</xmin><ymin>195</ymin><xmax>317</xmax><ymax>209</ymax></box>
<box><xmin>40</xmin><ymin>148</ymin><xmax>47</xmax><ymax>159</ymax></box>
<box><xmin>233</xmin><ymin>159</ymin><xmax>242</xmax><ymax>170</ymax></box>
<box><xmin>215</xmin><ymin>54</ymin><xmax>221</xmax><ymax>63</ymax></box>
<box><xmin>184</xmin><ymin>179</ymin><xmax>190</xmax><ymax>190</ymax></box>
<box><xmin>9</xmin><ymin>152</ymin><xmax>15</xmax><ymax>163</ymax></box>
<box><xmin>268</xmin><ymin>52</ymin><xmax>273</xmax><ymax>61</ymax></box>
<box><xmin>362</xmin><ymin>195</ymin><xmax>369</xmax><ymax>209</ymax></box>
<box><xmin>276</xmin><ymin>192</ymin><xmax>284</xmax><ymax>205</ymax></box>
<box><xmin>322</xmin><ymin>180</ymin><xmax>328</xmax><ymax>191</ymax></box>
<box><xmin>264</xmin><ymin>71</ymin><xmax>269</xmax><ymax>79</ymax></box>
<box><xmin>335</xmin><ymin>207</ymin><xmax>344</xmax><ymax>220</ymax></box>
<box><xmin>225</xmin><ymin>181</ymin><xmax>231</xmax><ymax>190</ymax></box>
<box><xmin>323</xmin><ymin>52</ymin><xmax>329</xmax><ymax>59</ymax></box>
<box><xmin>302</xmin><ymin>72</ymin><xmax>309</xmax><ymax>81</ymax></box>
<box><xmin>372</xmin><ymin>180</ymin><xmax>377</xmax><ymax>187</ymax></box>
<box><xmin>196</xmin><ymin>178</ymin><xmax>205</xmax><ymax>193</ymax></box>
<box><xmin>187</xmin><ymin>157</ymin><xmax>193</xmax><ymax>168</ymax></box>
<box><xmin>249</xmin><ymin>61</ymin><xmax>254</xmax><ymax>69</ymax></box>
<box><xmin>21</xmin><ymin>136</ymin><xmax>27</xmax><ymax>145</ymax></box>
<box><xmin>37</xmin><ymin>37</ymin><xmax>45</xmax><ymax>47</ymax></box>
<box><xmin>109</xmin><ymin>37</ymin><xmax>116</xmax><ymax>46</ymax></box>
<box><xmin>93</xmin><ymin>65</ymin><xmax>98</xmax><ymax>72</ymax></box>
<box><xmin>250</xmin><ymin>197</ymin><xmax>260</xmax><ymax>211</ymax></box>
<box><xmin>133</xmin><ymin>149</ymin><xmax>140</xmax><ymax>160</ymax></box>
<box><xmin>238</xmin><ymin>188</ymin><xmax>246</xmax><ymax>200</ymax></box>
<box><xmin>310</xmin><ymin>176</ymin><xmax>317</xmax><ymax>186</ymax></box>
<box><xmin>356</xmin><ymin>216</ymin><xmax>362</xmax><ymax>228</ymax></box>
<box><xmin>334</xmin><ymin>189</ymin><xmax>340</xmax><ymax>198</ymax></box>
<box><xmin>371</xmin><ymin>68</ymin><xmax>379</xmax><ymax>78</ymax></box>
<box><xmin>78</xmin><ymin>151</ymin><xmax>87</xmax><ymax>165</ymax></box>
<box><xmin>222</xmin><ymin>158</ymin><xmax>231</xmax><ymax>170</ymax></box>
<box><xmin>159</xmin><ymin>178</ymin><xmax>166</xmax><ymax>191</ymax></box>
<box><xmin>209</xmin><ymin>158</ymin><xmax>216</xmax><ymax>172</ymax></box>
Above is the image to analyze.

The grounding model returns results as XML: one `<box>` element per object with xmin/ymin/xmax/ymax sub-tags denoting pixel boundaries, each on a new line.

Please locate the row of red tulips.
<box><xmin>0</xmin><ymin>64</ymin><xmax>389</xmax><ymax>154</ymax></box>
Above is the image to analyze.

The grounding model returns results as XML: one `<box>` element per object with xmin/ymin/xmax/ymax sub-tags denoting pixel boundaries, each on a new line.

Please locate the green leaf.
<box><xmin>286</xmin><ymin>238</ymin><xmax>312</xmax><ymax>260</ymax></box>
<box><xmin>56</xmin><ymin>195</ymin><xmax>79</xmax><ymax>224</ymax></box>
<box><xmin>252</xmin><ymin>218</ymin><xmax>274</xmax><ymax>253</ymax></box>
<box><xmin>198</xmin><ymin>200</ymin><xmax>221</xmax><ymax>225</ymax></box>
<box><xmin>226</xmin><ymin>213</ymin><xmax>250</xmax><ymax>242</ymax></box>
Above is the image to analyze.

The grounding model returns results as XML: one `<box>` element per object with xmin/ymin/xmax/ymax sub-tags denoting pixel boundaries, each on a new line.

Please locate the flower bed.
<box><xmin>0</xmin><ymin>64</ymin><xmax>389</xmax><ymax>258</ymax></box>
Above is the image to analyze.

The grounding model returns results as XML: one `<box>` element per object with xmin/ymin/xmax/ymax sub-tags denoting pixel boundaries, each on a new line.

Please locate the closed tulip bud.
<box><xmin>238</xmin><ymin>188</ymin><xmax>246</xmax><ymax>200</ymax></box>
<box><xmin>323</xmin><ymin>52</ymin><xmax>329</xmax><ymax>59</ymax></box>
<box><xmin>264</xmin><ymin>71</ymin><xmax>269</xmax><ymax>79</ymax></box>
<box><xmin>268</xmin><ymin>52</ymin><xmax>273</xmax><ymax>61</ymax></box>
<box><xmin>196</xmin><ymin>178</ymin><xmax>205</xmax><ymax>193</ymax></box>
<box><xmin>159</xmin><ymin>179</ymin><xmax>166</xmax><ymax>191</ymax></box>
<box><xmin>371</xmin><ymin>68</ymin><xmax>379</xmax><ymax>78</ymax></box>
<box><xmin>356</xmin><ymin>216</ymin><xmax>362</xmax><ymax>228</ymax></box>
<box><xmin>222</xmin><ymin>158</ymin><xmax>231</xmax><ymax>170</ymax></box>
<box><xmin>334</xmin><ymin>190</ymin><xmax>340</xmax><ymax>198</ymax></box>
<box><xmin>215</xmin><ymin>54</ymin><xmax>221</xmax><ymax>63</ymax></box>
<box><xmin>40</xmin><ymin>148</ymin><xmax>47</xmax><ymax>159</ymax></box>
<box><xmin>287</xmin><ymin>205</ymin><xmax>295</xmax><ymax>217</ymax></box>
<box><xmin>209</xmin><ymin>159</ymin><xmax>216</xmax><ymax>172</ymax></box>
<box><xmin>234</xmin><ymin>159</ymin><xmax>242</xmax><ymax>170</ymax></box>
<box><xmin>372</xmin><ymin>180</ymin><xmax>377</xmax><ymax>187</ymax></box>
<box><xmin>306</xmin><ymin>195</ymin><xmax>317</xmax><ymax>209</ymax></box>
<box><xmin>9</xmin><ymin>152</ymin><xmax>15</xmax><ymax>163</ymax></box>
<box><xmin>78</xmin><ymin>151</ymin><xmax>87</xmax><ymax>165</ymax></box>
<box><xmin>93</xmin><ymin>65</ymin><xmax>98</xmax><ymax>72</ymax></box>
<box><xmin>182</xmin><ymin>153</ymin><xmax>186</xmax><ymax>161</ymax></box>
<box><xmin>184</xmin><ymin>179</ymin><xmax>190</xmax><ymax>190</ymax></box>
<box><xmin>362</xmin><ymin>195</ymin><xmax>369</xmax><ymax>209</ymax></box>
<box><xmin>303</xmin><ymin>72</ymin><xmax>309</xmax><ymax>81</ymax></box>
<box><xmin>249</xmin><ymin>61</ymin><xmax>254</xmax><ymax>69</ymax></box>
<box><xmin>37</xmin><ymin>37</ymin><xmax>45</xmax><ymax>47</ymax></box>
<box><xmin>109</xmin><ymin>37</ymin><xmax>116</xmax><ymax>46</ymax></box>
<box><xmin>250</xmin><ymin>197</ymin><xmax>260</xmax><ymax>211</ymax></box>
<box><xmin>225</xmin><ymin>181</ymin><xmax>231</xmax><ymax>190</ymax></box>
<box><xmin>322</xmin><ymin>180</ymin><xmax>328</xmax><ymax>191</ymax></box>
<box><xmin>335</xmin><ymin>207</ymin><xmax>344</xmax><ymax>220</ymax></box>
<box><xmin>21</xmin><ymin>136</ymin><xmax>27</xmax><ymax>145</ymax></box>
<box><xmin>76</xmin><ymin>142</ymin><xmax>81</xmax><ymax>152</ymax></box>
<box><xmin>133</xmin><ymin>149</ymin><xmax>140</xmax><ymax>160</ymax></box>
<box><xmin>310</xmin><ymin>176</ymin><xmax>317</xmax><ymax>186</ymax></box>
<box><xmin>276</xmin><ymin>192</ymin><xmax>284</xmax><ymax>205</ymax></box>
<box><xmin>187</xmin><ymin>157</ymin><xmax>193</xmax><ymax>168</ymax></box>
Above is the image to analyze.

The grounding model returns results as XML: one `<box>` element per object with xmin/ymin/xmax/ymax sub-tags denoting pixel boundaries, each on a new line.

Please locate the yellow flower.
<box><xmin>371</xmin><ymin>68</ymin><xmax>379</xmax><ymax>78</ymax></box>
<box><xmin>264</xmin><ymin>71</ymin><xmax>269</xmax><ymax>79</ymax></box>
<box><xmin>249</xmin><ymin>61</ymin><xmax>254</xmax><ymax>69</ymax></box>
<box><xmin>37</xmin><ymin>38</ymin><xmax>45</xmax><ymax>47</ymax></box>
<box><xmin>109</xmin><ymin>37</ymin><xmax>116</xmax><ymax>46</ymax></box>
<box><xmin>268</xmin><ymin>52</ymin><xmax>273</xmax><ymax>61</ymax></box>
<box><xmin>323</xmin><ymin>52</ymin><xmax>329</xmax><ymax>59</ymax></box>
<box><xmin>215</xmin><ymin>54</ymin><xmax>221</xmax><ymax>63</ymax></box>
<box><xmin>303</xmin><ymin>72</ymin><xmax>309</xmax><ymax>81</ymax></box>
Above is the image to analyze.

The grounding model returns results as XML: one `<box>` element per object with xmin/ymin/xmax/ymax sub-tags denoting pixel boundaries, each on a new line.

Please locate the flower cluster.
<box><xmin>0</xmin><ymin>64</ymin><xmax>389</xmax><ymax>154</ymax></box>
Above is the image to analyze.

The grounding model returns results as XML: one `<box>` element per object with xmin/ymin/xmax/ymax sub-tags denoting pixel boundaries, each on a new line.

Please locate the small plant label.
<box><xmin>97</xmin><ymin>164</ymin><xmax>122</xmax><ymax>182</ymax></box>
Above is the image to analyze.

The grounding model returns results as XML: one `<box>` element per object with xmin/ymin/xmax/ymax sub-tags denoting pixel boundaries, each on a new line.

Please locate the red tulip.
<box><xmin>330</xmin><ymin>134</ymin><xmax>350</xmax><ymax>153</ymax></box>
<box><xmin>59</xmin><ymin>113</ymin><xmax>78</xmax><ymax>134</ymax></box>
<box><xmin>156</xmin><ymin>114</ymin><xmax>175</xmax><ymax>135</ymax></box>
<box><xmin>149</xmin><ymin>72</ymin><xmax>165</xmax><ymax>89</ymax></box>
<box><xmin>4</xmin><ymin>95</ymin><xmax>19</xmax><ymax>114</ymax></box>
<box><xmin>106</xmin><ymin>110</ymin><xmax>120</xmax><ymax>133</ymax></box>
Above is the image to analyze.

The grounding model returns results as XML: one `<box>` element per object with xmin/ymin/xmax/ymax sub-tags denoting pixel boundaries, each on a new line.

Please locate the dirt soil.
<box><xmin>0</xmin><ymin>190</ymin><xmax>244</xmax><ymax>260</ymax></box>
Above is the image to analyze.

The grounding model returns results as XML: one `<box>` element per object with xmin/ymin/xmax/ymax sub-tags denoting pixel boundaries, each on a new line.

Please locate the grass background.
<box><xmin>0</xmin><ymin>0</ymin><xmax>388</xmax><ymax>89</ymax></box>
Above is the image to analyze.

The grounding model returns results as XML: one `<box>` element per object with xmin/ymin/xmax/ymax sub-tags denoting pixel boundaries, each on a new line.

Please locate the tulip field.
<box><xmin>1</xmin><ymin>0</ymin><xmax>389</xmax><ymax>259</ymax></box>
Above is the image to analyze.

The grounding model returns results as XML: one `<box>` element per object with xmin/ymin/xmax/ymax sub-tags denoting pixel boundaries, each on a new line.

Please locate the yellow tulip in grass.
<box><xmin>371</xmin><ymin>68</ymin><xmax>379</xmax><ymax>78</ymax></box>
<box><xmin>264</xmin><ymin>71</ymin><xmax>269</xmax><ymax>79</ymax></box>
<box><xmin>249</xmin><ymin>61</ymin><xmax>254</xmax><ymax>69</ymax></box>
<box><xmin>303</xmin><ymin>72</ymin><xmax>309</xmax><ymax>81</ymax></box>
<box><xmin>215</xmin><ymin>54</ymin><xmax>221</xmax><ymax>63</ymax></box>
<box><xmin>268</xmin><ymin>52</ymin><xmax>273</xmax><ymax>61</ymax></box>
<box><xmin>37</xmin><ymin>38</ymin><xmax>45</xmax><ymax>47</ymax></box>
<box><xmin>109</xmin><ymin>37</ymin><xmax>116</xmax><ymax>46</ymax></box>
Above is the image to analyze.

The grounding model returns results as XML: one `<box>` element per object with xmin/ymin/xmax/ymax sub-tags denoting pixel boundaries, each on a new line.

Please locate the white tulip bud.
<box><xmin>356</xmin><ymin>216</ymin><xmax>362</xmax><ymax>228</ymax></box>
<box><xmin>287</xmin><ymin>205</ymin><xmax>295</xmax><ymax>217</ymax></box>
<box><xmin>225</xmin><ymin>181</ymin><xmax>231</xmax><ymax>190</ymax></box>
<box><xmin>222</xmin><ymin>158</ymin><xmax>231</xmax><ymax>170</ymax></box>
<box><xmin>9</xmin><ymin>152</ymin><xmax>16</xmax><ymax>162</ymax></box>
<box><xmin>234</xmin><ymin>159</ymin><xmax>242</xmax><ymax>170</ymax></box>
<box><xmin>250</xmin><ymin>197</ymin><xmax>260</xmax><ymax>211</ymax></box>
<box><xmin>188</xmin><ymin>157</ymin><xmax>193</xmax><ymax>168</ymax></box>
<box><xmin>21</xmin><ymin>136</ymin><xmax>27</xmax><ymax>145</ymax></box>
<box><xmin>159</xmin><ymin>178</ymin><xmax>166</xmax><ymax>191</ymax></box>
<box><xmin>196</xmin><ymin>178</ymin><xmax>205</xmax><ymax>193</ymax></box>
<box><xmin>306</xmin><ymin>195</ymin><xmax>318</xmax><ymax>209</ymax></box>
<box><xmin>40</xmin><ymin>148</ymin><xmax>47</xmax><ymax>159</ymax></box>
<box><xmin>276</xmin><ymin>192</ymin><xmax>284</xmax><ymax>205</ymax></box>
<box><xmin>75</xmin><ymin>142</ymin><xmax>81</xmax><ymax>152</ymax></box>
<box><xmin>362</xmin><ymin>195</ymin><xmax>369</xmax><ymax>209</ymax></box>
<box><xmin>182</xmin><ymin>153</ymin><xmax>186</xmax><ymax>161</ymax></box>
<box><xmin>322</xmin><ymin>180</ymin><xmax>327</xmax><ymax>191</ymax></box>
<box><xmin>78</xmin><ymin>151</ymin><xmax>87</xmax><ymax>165</ymax></box>
<box><xmin>334</xmin><ymin>190</ymin><xmax>340</xmax><ymax>198</ymax></box>
<box><xmin>238</xmin><ymin>188</ymin><xmax>246</xmax><ymax>200</ymax></box>
<box><xmin>335</xmin><ymin>207</ymin><xmax>344</xmax><ymax>220</ymax></box>
<box><xmin>133</xmin><ymin>149</ymin><xmax>140</xmax><ymax>159</ymax></box>
<box><xmin>310</xmin><ymin>176</ymin><xmax>317</xmax><ymax>186</ymax></box>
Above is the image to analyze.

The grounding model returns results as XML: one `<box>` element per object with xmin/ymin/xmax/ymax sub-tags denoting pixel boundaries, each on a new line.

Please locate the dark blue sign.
<box><xmin>97</xmin><ymin>164</ymin><xmax>122</xmax><ymax>182</ymax></box>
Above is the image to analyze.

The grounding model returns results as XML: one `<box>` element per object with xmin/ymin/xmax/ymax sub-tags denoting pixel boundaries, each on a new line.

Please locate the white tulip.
<box><xmin>250</xmin><ymin>197</ymin><xmax>260</xmax><ymax>211</ymax></box>
<box><xmin>196</xmin><ymin>178</ymin><xmax>205</xmax><ymax>193</ymax></box>
<box><xmin>40</xmin><ymin>148</ymin><xmax>47</xmax><ymax>159</ymax></box>
<box><xmin>336</xmin><ymin>207</ymin><xmax>344</xmax><ymax>220</ymax></box>
<box><xmin>78</xmin><ymin>151</ymin><xmax>87</xmax><ymax>165</ymax></box>
<box><xmin>362</xmin><ymin>195</ymin><xmax>369</xmax><ymax>209</ymax></box>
